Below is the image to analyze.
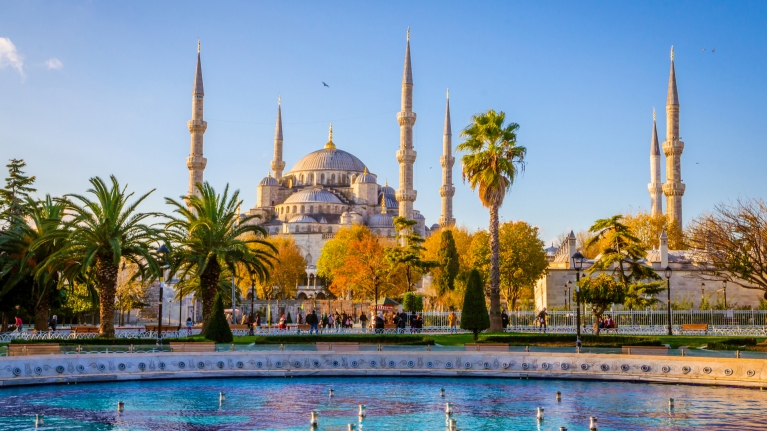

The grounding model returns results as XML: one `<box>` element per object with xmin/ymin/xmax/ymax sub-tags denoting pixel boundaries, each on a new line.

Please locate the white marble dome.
<box><xmin>368</xmin><ymin>212</ymin><xmax>394</xmax><ymax>228</ymax></box>
<box><xmin>289</xmin><ymin>215</ymin><xmax>317</xmax><ymax>223</ymax></box>
<box><xmin>259</xmin><ymin>175</ymin><xmax>279</xmax><ymax>186</ymax></box>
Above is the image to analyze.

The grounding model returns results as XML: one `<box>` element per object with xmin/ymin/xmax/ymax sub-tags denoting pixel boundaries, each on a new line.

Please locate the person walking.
<box><xmin>374</xmin><ymin>311</ymin><xmax>385</xmax><ymax>333</ymax></box>
<box><xmin>185</xmin><ymin>317</ymin><xmax>193</xmax><ymax>335</ymax></box>
<box><xmin>359</xmin><ymin>312</ymin><xmax>368</xmax><ymax>331</ymax></box>
<box><xmin>501</xmin><ymin>309</ymin><xmax>509</xmax><ymax>329</ymax></box>
<box><xmin>50</xmin><ymin>315</ymin><xmax>58</xmax><ymax>332</ymax></box>
<box><xmin>14</xmin><ymin>316</ymin><xmax>22</xmax><ymax>332</ymax></box>
<box><xmin>307</xmin><ymin>309</ymin><xmax>320</xmax><ymax>335</ymax></box>
<box><xmin>448</xmin><ymin>310</ymin><xmax>458</xmax><ymax>332</ymax></box>
<box><xmin>537</xmin><ymin>307</ymin><xmax>548</xmax><ymax>333</ymax></box>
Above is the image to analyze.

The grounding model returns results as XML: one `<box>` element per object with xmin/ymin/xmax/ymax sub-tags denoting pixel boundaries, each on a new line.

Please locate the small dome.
<box><xmin>368</xmin><ymin>213</ymin><xmax>394</xmax><ymax>228</ymax></box>
<box><xmin>414</xmin><ymin>212</ymin><xmax>425</xmax><ymax>219</ymax></box>
<box><xmin>288</xmin><ymin>215</ymin><xmax>317</xmax><ymax>223</ymax></box>
<box><xmin>381</xmin><ymin>184</ymin><xmax>396</xmax><ymax>195</ymax></box>
<box><xmin>431</xmin><ymin>223</ymin><xmax>440</xmax><ymax>230</ymax></box>
<box><xmin>260</xmin><ymin>175</ymin><xmax>279</xmax><ymax>186</ymax></box>
<box><xmin>283</xmin><ymin>189</ymin><xmax>343</xmax><ymax>204</ymax></box>
<box><xmin>355</xmin><ymin>169</ymin><xmax>376</xmax><ymax>184</ymax></box>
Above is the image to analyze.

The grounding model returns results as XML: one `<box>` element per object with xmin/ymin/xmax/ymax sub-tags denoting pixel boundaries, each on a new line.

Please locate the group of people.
<box><xmin>7</xmin><ymin>315</ymin><xmax>58</xmax><ymax>333</ymax></box>
<box><xmin>369</xmin><ymin>310</ymin><xmax>424</xmax><ymax>333</ymax></box>
<box><xmin>597</xmin><ymin>315</ymin><xmax>616</xmax><ymax>329</ymax></box>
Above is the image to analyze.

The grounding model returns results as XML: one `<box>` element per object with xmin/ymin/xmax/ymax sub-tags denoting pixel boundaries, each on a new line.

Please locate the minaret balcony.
<box><xmin>395</xmin><ymin>189</ymin><xmax>417</xmax><ymax>202</ymax></box>
<box><xmin>662</xmin><ymin>182</ymin><xmax>686</xmax><ymax>196</ymax></box>
<box><xmin>439</xmin><ymin>155</ymin><xmax>455</xmax><ymax>167</ymax></box>
<box><xmin>396</xmin><ymin>149</ymin><xmax>417</xmax><ymax>164</ymax></box>
<box><xmin>396</xmin><ymin>111</ymin><xmax>417</xmax><ymax>126</ymax></box>
<box><xmin>439</xmin><ymin>185</ymin><xmax>455</xmax><ymax>197</ymax></box>
<box><xmin>186</xmin><ymin>156</ymin><xmax>207</xmax><ymax>170</ymax></box>
<box><xmin>187</xmin><ymin>120</ymin><xmax>208</xmax><ymax>133</ymax></box>
<box><xmin>661</xmin><ymin>140</ymin><xmax>684</xmax><ymax>155</ymax></box>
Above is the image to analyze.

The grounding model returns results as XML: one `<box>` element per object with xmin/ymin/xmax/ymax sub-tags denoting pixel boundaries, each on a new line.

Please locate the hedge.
<box><xmin>10</xmin><ymin>338</ymin><xmax>159</xmax><ymax>345</ymax></box>
<box><xmin>707</xmin><ymin>338</ymin><xmax>757</xmax><ymax>351</ymax></box>
<box><xmin>479</xmin><ymin>334</ymin><xmax>663</xmax><ymax>347</ymax></box>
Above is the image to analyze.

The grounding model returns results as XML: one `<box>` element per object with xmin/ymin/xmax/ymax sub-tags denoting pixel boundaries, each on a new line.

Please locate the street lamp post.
<box><xmin>572</xmin><ymin>251</ymin><xmax>585</xmax><ymax>351</ymax></box>
<box><xmin>664</xmin><ymin>266</ymin><xmax>673</xmax><ymax>336</ymax></box>
<box><xmin>723</xmin><ymin>280</ymin><xmax>727</xmax><ymax>309</ymax></box>
<box><xmin>167</xmin><ymin>299</ymin><xmax>172</xmax><ymax>326</ymax></box>
<box><xmin>701</xmin><ymin>282</ymin><xmax>706</xmax><ymax>308</ymax></box>
<box><xmin>157</xmin><ymin>244</ymin><xmax>169</xmax><ymax>344</ymax></box>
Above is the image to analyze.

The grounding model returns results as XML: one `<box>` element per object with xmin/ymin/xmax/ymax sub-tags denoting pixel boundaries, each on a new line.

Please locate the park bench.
<box><xmin>297</xmin><ymin>324</ymin><xmax>311</xmax><ymax>332</ymax></box>
<box><xmin>8</xmin><ymin>343</ymin><xmax>61</xmax><ymax>356</ymax></box>
<box><xmin>680</xmin><ymin>323</ymin><xmax>709</xmax><ymax>335</ymax></box>
<box><xmin>465</xmin><ymin>343</ymin><xmax>509</xmax><ymax>352</ymax></box>
<box><xmin>621</xmin><ymin>345</ymin><xmax>669</xmax><ymax>356</ymax></box>
<box><xmin>71</xmin><ymin>326</ymin><xmax>100</xmax><ymax>334</ymax></box>
<box><xmin>169</xmin><ymin>342</ymin><xmax>216</xmax><ymax>352</ymax></box>
<box><xmin>229</xmin><ymin>324</ymin><xmax>250</xmax><ymax>330</ymax></box>
<box><xmin>316</xmin><ymin>342</ymin><xmax>360</xmax><ymax>352</ymax></box>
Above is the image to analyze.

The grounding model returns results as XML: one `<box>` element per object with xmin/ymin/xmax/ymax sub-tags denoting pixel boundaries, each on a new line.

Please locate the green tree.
<box><xmin>576</xmin><ymin>274</ymin><xmax>624</xmax><ymax>335</ymax></box>
<box><xmin>42</xmin><ymin>176</ymin><xmax>160</xmax><ymax>337</ymax></box>
<box><xmin>498</xmin><ymin>221</ymin><xmax>548</xmax><ymax>310</ymax></box>
<box><xmin>585</xmin><ymin>215</ymin><xmax>665</xmax><ymax>310</ymax></box>
<box><xmin>435</xmin><ymin>230</ymin><xmax>460</xmax><ymax>295</ymax></box>
<box><xmin>402</xmin><ymin>292</ymin><xmax>424</xmax><ymax>312</ymax></box>
<box><xmin>0</xmin><ymin>159</ymin><xmax>36</xmax><ymax>222</ymax></box>
<box><xmin>460</xmin><ymin>269</ymin><xmax>490</xmax><ymax>341</ymax></box>
<box><xmin>165</xmin><ymin>182</ymin><xmax>275</xmax><ymax>332</ymax></box>
<box><xmin>386</xmin><ymin>217</ymin><xmax>438</xmax><ymax>293</ymax></box>
<box><xmin>457</xmin><ymin>109</ymin><xmax>527</xmax><ymax>331</ymax></box>
<box><xmin>0</xmin><ymin>196</ymin><xmax>67</xmax><ymax>330</ymax></box>
<box><xmin>203</xmin><ymin>292</ymin><xmax>233</xmax><ymax>343</ymax></box>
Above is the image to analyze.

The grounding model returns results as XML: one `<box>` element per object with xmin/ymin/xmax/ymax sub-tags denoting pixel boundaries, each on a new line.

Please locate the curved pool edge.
<box><xmin>1</xmin><ymin>351</ymin><xmax>765</xmax><ymax>389</ymax></box>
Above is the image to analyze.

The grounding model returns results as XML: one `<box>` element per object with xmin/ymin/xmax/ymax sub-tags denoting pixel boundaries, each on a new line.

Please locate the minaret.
<box><xmin>270</xmin><ymin>96</ymin><xmax>285</xmax><ymax>179</ymax></box>
<box><xmin>395</xmin><ymin>28</ymin><xmax>417</xmax><ymax>220</ymax></box>
<box><xmin>661</xmin><ymin>46</ymin><xmax>686</xmax><ymax>227</ymax></box>
<box><xmin>186</xmin><ymin>40</ymin><xmax>207</xmax><ymax>197</ymax></box>
<box><xmin>439</xmin><ymin>89</ymin><xmax>455</xmax><ymax>227</ymax></box>
<box><xmin>648</xmin><ymin>109</ymin><xmax>663</xmax><ymax>217</ymax></box>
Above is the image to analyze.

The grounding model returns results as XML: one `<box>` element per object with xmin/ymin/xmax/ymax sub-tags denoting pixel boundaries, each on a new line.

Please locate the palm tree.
<box><xmin>164</xmin><ymin>182</ymin><xmax>275</xmax><ymax>331</ymax></box>
<box><xmin>43</xmin><ymin>176</ymin><xmax>160</xmax><ymax>338</ymax></box>
<box><xmin>457</xmin><ymin>109</ymin><xmax>526</xmax><ymax>332</ymax></box>
<box><xmin>0</xmin><ymin>196</ymin><xmax>67</xmax><ymax>330</ymax></box>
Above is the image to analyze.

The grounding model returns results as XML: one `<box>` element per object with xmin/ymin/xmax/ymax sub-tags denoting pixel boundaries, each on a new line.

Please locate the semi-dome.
<box><xmin>368</xmin><ymin>213</ymin><xmax>394</xmax><ymax>228</ymax></box>
<box><xmin>283</xmin><ymin>189</ymin><xmax>343</xmax><ymax>204</ymax></box>
<box><xmin>289</xmin><ymin>148</ymin><xmax>367</xmax><ymax>173</ymax></box>
<box><xmin>288</xmin><ymin>215</ymin><xmax>317</xmax><ymax>223</ymax></box>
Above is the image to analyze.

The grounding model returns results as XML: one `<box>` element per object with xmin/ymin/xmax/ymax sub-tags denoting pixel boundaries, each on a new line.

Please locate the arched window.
<box><xmin>306</xmin><ymin>253</ymin><xmax>313</xmax><ymax>264</ymax></box>
<box><xmin>309</xmin><ymin>205</ymin><xmax>314</xmax><ymax>213</ymax></box>
<box><xmin>326</xmin><ymin>205</ymin><xmax>330</xmax><ymax>213</ymax></box>
<box><xmin>331</xmin><ymin>174</ymin><xmax>336</xmax><ymax>184</ymax></box>
<box><xmin>271</xmin><ymin>200</ymin><xmax>275</xmax><ymax>206</ymax></box>
<box><xmin>293</xmin><ymin>206</ymin><xmax>297</xmax><ymax>214</ymax></box>
<box><xmin>320</xmin><ymin>173</ymin><xmax>325</xmax><ymax>184</ymax></box>
<box><xmin>300</xmin><ymin>174</ymin><xmax>305</xmax><ymax>184</ymax></box>
<box><xmin>342</xmin><ymin>174</ymin><xmax>347</xmax><ymax>184</ymax></box>
<box><xmin>295</xmin><ymin>225</ymin><xmax>299</xmax><ymax>233</ymax></box>
<box><xmin>308</xmin><ymin>173</ymin><xmax>314</xmax><ymax>184</ymax></box>
<box><xmin>351</xmin><ymin>174</ymin><xmax>357</xmax><ymax>183</ymax></box>
<box><xmin>301</xmin><ymin>205</ymin><xmax>305</xmax><ymax>214</ymax></box>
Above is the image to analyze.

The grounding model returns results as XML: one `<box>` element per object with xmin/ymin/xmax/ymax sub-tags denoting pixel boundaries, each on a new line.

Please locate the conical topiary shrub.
<box><xmin>460</xmin><ymin>269</ymin><xmax>490</xmax><ymax>341</ymax></box>
<box><xmin>204</xmin><ymin>292</ymin><xmax>233</xmax><ymax>343</ymax></box>
<box><xmin>286</xmin><ymin>312</ymin><xmax>293</xmax><ymax>324</ymax></box>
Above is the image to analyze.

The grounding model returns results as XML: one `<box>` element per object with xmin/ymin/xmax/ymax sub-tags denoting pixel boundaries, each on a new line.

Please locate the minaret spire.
<box><xmin>187</xmin><ymin>41</ymin><xmax>208</xmax><ymax>198</ymax></box>
<box><xmin>662</xmin><ymin>45</ymin><xmax>686</xmax><ymax>227</ymax></box>
<box><xmin>439</xmin><ymin>88</ymin><xmax>455</xmax><ymax>228</ymax></box>
<box><xmin>648</xmin><ymin>108</ymin><xmax>663</xmax><ymax>217</ymax></box>
<box><xmin>396</xmin><ymin>28</ymin><xmax>417</xmax><ymax>221</ymax></box>
<box><xmin>270</xmin><ymin>96</ymin><xmax>285</xmax><ymax>178</ymax></box>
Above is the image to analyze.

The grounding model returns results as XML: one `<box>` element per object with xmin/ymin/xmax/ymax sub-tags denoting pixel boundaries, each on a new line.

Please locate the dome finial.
<box><xmin>324</xmin><ymin>122</ymin><xmax>336</xmax><ymax>149</ymax></box>
<box><xmin>385</xmin><ymin>179</ymin><xmax>389</xmax><ymax>187</ymax></box>
<box><xmin>363</xmin><ymin>166</ymin><xmax>368</xmax><ymax>174</ymax></box>
<box><xmin>268</xmin><ymin>170</ymin><xmax>272</xmax><ymax>178</ymax></box>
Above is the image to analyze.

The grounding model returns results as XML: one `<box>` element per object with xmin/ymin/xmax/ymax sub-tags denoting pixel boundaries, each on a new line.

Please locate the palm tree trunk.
<box><xmin>488</xmin><ymin>204</ymin><xmax>502</xmax><ymax>332</ymax></box>
<box><xmin>33</xmin><ymin>286</ymin><xmax>50</xmax><ymax>331</ymax></box>
<box><xmin>95</xmin><ymin>257</ymin><xmax>119</xmax><ymax>338</ymax></box>
<box><xmin>200</xmin><ymin>255</ymin><xmax>221</xmax><ymax>332</ymax></box>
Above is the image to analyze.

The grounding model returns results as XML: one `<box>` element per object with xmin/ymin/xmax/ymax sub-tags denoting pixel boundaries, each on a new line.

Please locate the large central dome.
<box><xmin>288</xmin><ymin>148</ymin><xmax>367</xmax><ymax>173</ymax></box>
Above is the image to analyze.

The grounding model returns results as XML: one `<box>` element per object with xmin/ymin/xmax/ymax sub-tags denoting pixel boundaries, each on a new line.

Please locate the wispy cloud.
<box><xmin>46</xmin><ymin>58</ymin><xmax>63</xmax><ymax>70</ymax></box>
<box><xmin>0</xmin><ymin>37</ymin><xmax>25</xmax><ymax>78</ymax></box>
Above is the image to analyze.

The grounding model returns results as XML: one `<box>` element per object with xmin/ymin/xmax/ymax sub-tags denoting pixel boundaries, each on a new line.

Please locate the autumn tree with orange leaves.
<box><xmin>317</xmin><ymin>225</ymin><xmax>400</xmax><ymax>305</ymax></box>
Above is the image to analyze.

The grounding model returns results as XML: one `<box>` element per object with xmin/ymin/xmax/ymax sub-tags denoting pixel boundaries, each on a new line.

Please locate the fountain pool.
<box><xmin>1</xmin><ymin>376</ymin><xmax>765</xmax><ymax>430</ymax></box>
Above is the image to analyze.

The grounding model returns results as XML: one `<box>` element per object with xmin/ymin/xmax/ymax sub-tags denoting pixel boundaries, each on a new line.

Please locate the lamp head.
<box><xmin>664</xmin><ymin>266</ymin><xmax>672</xmax><ymax>279</ymax></box>
<box><xmin>572</xmin><ymin>251</ymin><xmax>585</xmax><ymax>270</ymax></box>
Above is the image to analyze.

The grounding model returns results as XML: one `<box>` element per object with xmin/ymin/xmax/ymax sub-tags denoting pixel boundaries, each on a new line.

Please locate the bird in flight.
<box><xmin>702</xmin><ymin>48</ymin><xmax>705</xmax><ymax>52</ymax></box>
<box><xmin>712</xmin><ymin>49</ymin><xmax>716</xmax><ymax>53</ymax></box>
<box><xmin>322</xmin><ymin>82</ymin><xmax>330</xmax><ymax>87</ymax></box>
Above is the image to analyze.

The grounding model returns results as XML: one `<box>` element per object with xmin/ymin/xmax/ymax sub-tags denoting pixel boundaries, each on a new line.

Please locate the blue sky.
<box><xmin>1</xmin><ymin>1</ymin><xmax>766</xmax><ymax>244</ymax></box>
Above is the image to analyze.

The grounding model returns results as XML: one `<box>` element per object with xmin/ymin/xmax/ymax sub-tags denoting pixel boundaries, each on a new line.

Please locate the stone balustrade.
<box><xmin>1</xmin><ymin>350</ymin><xmax>764</xmax><ymax>388</ymax></box>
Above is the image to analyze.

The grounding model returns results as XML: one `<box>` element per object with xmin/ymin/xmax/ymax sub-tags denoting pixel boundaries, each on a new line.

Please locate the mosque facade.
<box><xmin>185</xmin><ymin>32</ymin><xmax>454</xmax><ymax>299</ymax></box>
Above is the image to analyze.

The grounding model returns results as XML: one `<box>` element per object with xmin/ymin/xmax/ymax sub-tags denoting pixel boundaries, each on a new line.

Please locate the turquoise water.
<box><xmin>1</xmin><ymin>377</ymin><xmax>765</xmax><ymax>430</ymax></box>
